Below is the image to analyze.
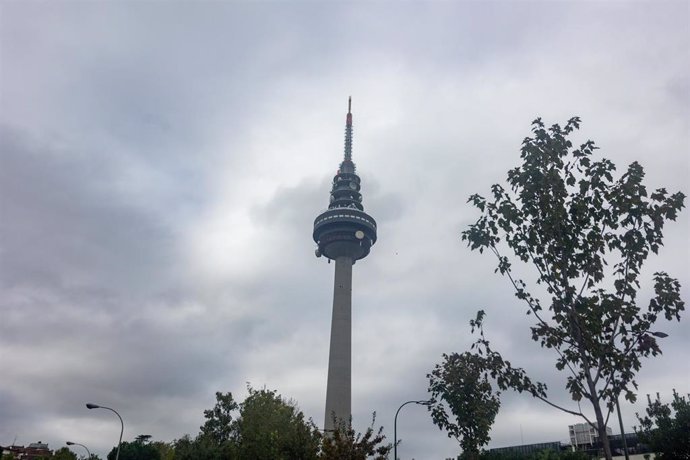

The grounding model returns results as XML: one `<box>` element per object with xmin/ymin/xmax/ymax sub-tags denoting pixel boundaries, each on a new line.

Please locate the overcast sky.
<box><xmin>1</xmin><ymin>1</ymin><xmax>688</xmax><ymax>459</ymax></box>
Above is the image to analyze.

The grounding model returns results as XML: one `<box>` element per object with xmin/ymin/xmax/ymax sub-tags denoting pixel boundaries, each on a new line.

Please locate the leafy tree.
<box><xmin>319</xmin><ymin>414</ymin><xmax>392</xmax><ymax>460</ymax></box>
<box><xmin>193</xmin><ymin>391</ymin><xmax>240</xmax><ymax>459</ymax></box>
<box><xmin>428</xmin><ymin>351</ymin><xmax>501</xmax><ymax>460</ymax></box>
<box><xmin>200</xmin><ymin>392</ymin><xmax>239</xmax><ymax>444</ymax></box>
<box><xmin>134</xmin><ymin>436</ymin><xmax>151</xmax><ymax>445</ymax></box>
<box><xmin>171</xmin><ymin>435</ymin><xmax>195</xmax><ymax>460</ymax></box>
<box><xmin>171</xmin><ymin>436</ymin><xmax>194</xmax><ymax>460</ymax></box>
<box><xmin>461</xmin><ymin>117</ymin><xmax>685</xmax><ymax>459</ymax></box>
<box><xmin>150</xmin><ymin>442</ymin><xmax>173</xmax><ymax>460</ymax></box>
<box><xmin>235</xmin><ymin>386</ymin><xmax>320</xmax><ymax>460</ymax></box>
<box><xmin>53</xmin><ymin>447</ymin><xmax>77</xmax><ymax>460</ymax></box>
<box><xmin>181</xmin><ymin>386</ymin><xmax>391</xmax><ymax>459</ymax></box>
<box><xmin>107</xmin><ymin>439</ymin><xmax>160</xmax><ymax>460</ymax></box>
<box><xmin>172</xmin><ymin>435</ymin><xmax>226</xmax><ymax>460</ymax></box>
<box><xmin>635</xmin><ymin>389</ymin><xmax>690</xmax><ymax>459</ymax></box>
<box><xmin>182</xmin><ymin>386</ymin><xmax>320</xmax><ymax>460</ymax></box>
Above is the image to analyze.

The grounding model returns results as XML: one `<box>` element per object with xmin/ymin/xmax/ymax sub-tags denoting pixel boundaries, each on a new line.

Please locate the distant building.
<box><xmin>2</xmin><ymin>442</ymin><xmax>52</xmax><ymax>460</ymax></box>
<box><xmin>569</xmin><ymin>422</ymin><xmax>613</xmax><ymax>447</ymax></box>
<box><xmin>488</xmin><ymin>441</ymin><xmax>564</xmax><ymax>456</ymax></box>
<box><xmin>484</xmin><ymin>429</ymin><xmax>651</xmax><ymax>459</ymax></box>
<box><xmin>608</xmin><ymin>432</ymin><xmax>653</xmax><ymax>457</ymax></box>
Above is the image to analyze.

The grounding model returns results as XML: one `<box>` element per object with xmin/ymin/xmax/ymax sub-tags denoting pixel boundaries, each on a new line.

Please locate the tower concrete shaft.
<box><xmin>324</xmin><ymin>256</ymin><xmax>353</xmax><ymax>431</ymax></box>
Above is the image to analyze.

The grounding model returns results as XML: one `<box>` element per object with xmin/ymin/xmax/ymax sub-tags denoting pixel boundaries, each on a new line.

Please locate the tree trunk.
<box><xmin>591</xmin><ymin>398</ymin><xmax>613</xmax><ymax>460</ymax></box>
<box><xmin>465</xmin><ymin>452</ymin><xmax>479</xmax><ymax>460</ymax></box>
<box><xmin>573</xmin><ymin>314</ymin><xmax>613</xmax><ymax>460</ymax></box>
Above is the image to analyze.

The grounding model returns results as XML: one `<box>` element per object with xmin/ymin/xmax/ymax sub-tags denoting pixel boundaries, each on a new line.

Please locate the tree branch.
<box><xmin>532</xmin><ymin>393</ymin><xmax>591</xmax><ymax>425</ymax></box>
<box><xmin>489</xmin><ymin>245</ymin><xmax>553</xmax><ymax>332</ymax></box>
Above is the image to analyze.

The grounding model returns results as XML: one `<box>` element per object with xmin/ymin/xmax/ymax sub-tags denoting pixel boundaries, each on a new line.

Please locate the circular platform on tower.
<box><xmin>313</xmin><ymin>207</ymin><xmax>377</xmax><ymax>261</ymax></box>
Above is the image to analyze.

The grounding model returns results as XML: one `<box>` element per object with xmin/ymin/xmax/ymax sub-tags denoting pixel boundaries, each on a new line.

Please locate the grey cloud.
<box><xmin>0</xmin><ymin>125</ymin><xmax>249</xmax><ymax>449</ymax></box>
<box><xmin>0</xmin><ymin>126</ymin><xmax>174</xmax><ymax>295</ymax></box>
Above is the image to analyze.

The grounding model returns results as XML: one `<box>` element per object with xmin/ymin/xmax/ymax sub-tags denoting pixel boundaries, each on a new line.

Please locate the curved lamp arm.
<box><xmin>394</xmin><ymin>399</ymin><xmax>431</xmax><ymax>460</ymax></box>
<box><xmin>86</xmin><ymin>403</ymin><xmax>124</xmax><ymax>460</ymax></box>
<box><xmin>66</xmin><ymin>441</ymin><xmax>92</xmax><ymax>459</ymax></box>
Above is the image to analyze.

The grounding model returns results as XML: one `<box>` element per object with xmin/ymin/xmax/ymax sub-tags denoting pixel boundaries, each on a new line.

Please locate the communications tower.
<box><xmin>313</xmin><ymin>97</ymin><xmax>377</xmax><ymax>431</ymax></box>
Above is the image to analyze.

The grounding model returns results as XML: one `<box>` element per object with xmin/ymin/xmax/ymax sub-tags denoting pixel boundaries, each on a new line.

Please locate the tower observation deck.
<box><xmin>313</xmin><ymin>98</ymin><xmax>377</xmax><ymax>431</ymax></box>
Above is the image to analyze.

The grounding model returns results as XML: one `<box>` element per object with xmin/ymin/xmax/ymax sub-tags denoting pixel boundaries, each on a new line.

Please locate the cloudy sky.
<box><xmin>1</xmin><ymin>1</ymin><xmax>688</xmax><ymax>458</ymax></box>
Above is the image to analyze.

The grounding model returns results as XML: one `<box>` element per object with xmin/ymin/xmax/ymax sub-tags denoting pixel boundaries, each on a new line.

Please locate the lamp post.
<box><xmin>615</xmin><ymin>399</ymin><xmax>630</xmax><ymax>460</ymax></box>
<box><xmin>394</xmin><ymin>400</ymin><xmax>430</xmax><ymax>460</ymax></box>
<box><xmin>66</xmin><ymin>441</ymin><xmax>91</xmax><ymax>460</ymax></box>
<box><xmin>615</xmin><ymin>331</ymin><xmax>668</xmax><ymax>460</ymax></box>
<box><xmin>86</xmin><ymin>403</ymin><xmax>123</xmax><ymax>460</ymax></box>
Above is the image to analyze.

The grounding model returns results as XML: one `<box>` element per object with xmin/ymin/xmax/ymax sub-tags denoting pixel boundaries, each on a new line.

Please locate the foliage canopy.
<box><xmin>320</xmin><ymin>413</ymin><xmax>392</xmax><ymax>460</ymax></box>
<box><xmin>635</xmin><ymin>390</ymin><xmax>690</xmax><ymax>459</ymax></box>
<box><xmin>53</xmin><ymin>447</ymin><xmax>78</xmax><ymax>460</ymax></box>
<box><xmin>173</xmin><ymin>386</ymin><xmax>391</xmax><ymax>459</ymax></box>
<box><xmin>428</xmin><ymin>351</ymin><xmax>501</xmax><ymax>459</ymax></box>
<box><xmin>106</xmin><ymin>439</ymin><xmax>160</xmax><ymax>460</ymax></box>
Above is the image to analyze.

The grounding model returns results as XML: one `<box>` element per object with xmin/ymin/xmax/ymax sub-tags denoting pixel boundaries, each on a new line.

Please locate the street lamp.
<box><xmin>86</xmin><ymin>403</ymin><xmax>123</xmax><ymax>460</ymax></box>
<box><xmin>615</xmin><ymin>330</ymin><xmax>668</xmax><ymax>460</ymax></box>
<box><xmin>394</xmin><ymin>400</ymin><xmax>430</xmax><ymax>460</ymax></box>
<box><xmin>66</xmin><ymin>441</ymin><xmax>91</xmax><ymax>460</ymax></box>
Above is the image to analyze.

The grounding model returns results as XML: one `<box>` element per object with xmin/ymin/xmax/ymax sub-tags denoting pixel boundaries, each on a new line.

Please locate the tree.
<box><xmin>171</xmin><ymin>436</ymin><xmax>195</xmax><ymax>460</ymax></box>
<box><xmin>186</xmin><ymin>386</ymin><xmax>320</xmax><ymax>460</ymax></box>
<box><xmin>234</xmin><ymin>386</ymin><xmax>320</xmax><ymax>460</ymax></box>
<box><xmin>200</xmin><ymin>392</ymin><xmax>239</xmax><ymax>444</ymax></box>
<box><xmin>53</xmin><ymin>447</ymin><xmax>77</xmax><ymax>460</ymax></box>
<box><xmin>172</xmin><ymin>435</ymin><xmax>226</xmax><ymax>460</ymax></box>
<box><xmin>461</xmin><ymin>117</ymin><xmax>685</xmax><ymax>459</ymax></box>
<box><xmin>428</xmin><ymin>351</ymin><xmax>501</xmax><ymax>459</ymax></box>
<box><xmin>150</xmin><ymin>442</ymin><xmax>173</xmax><ymax>460</ymax></box>
<box><xmin>194</xmin><ymin>391</ymin><xmax>240</xmax><ymax>459</ymax></box>
<box><xmin>134</xmin><ymin>436</ymin><xmax>151</xmax><ymax>445</ymax></box>
<box><xmin>635</xmin><ymin>389</ymin><xmax>690</xmax><ymax>459</ymax></box>
<box><xmin>183</xmin><ymin>386</ymin><xmax>391</xmax><ymax>459</ymax></box>
<box><xmin>107</xmin><ymin>439</ymin><xmax>160</xmax><ymax>460</ymax></box>
<box><xmin>319</xmin><ymin>414</ymin><xmax>393</xmax><ymax>460</ymax></box>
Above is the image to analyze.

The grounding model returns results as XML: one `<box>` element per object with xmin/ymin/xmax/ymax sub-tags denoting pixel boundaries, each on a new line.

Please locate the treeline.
<box><xmin>111</xmin><ymin>386</ymin><xmax>389</xmax><ymax>460</ymax></box>
<box><xmin>0</xmin><ymin>386</ymin><xmax>391</xmax><ymax>460</ymax></box>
